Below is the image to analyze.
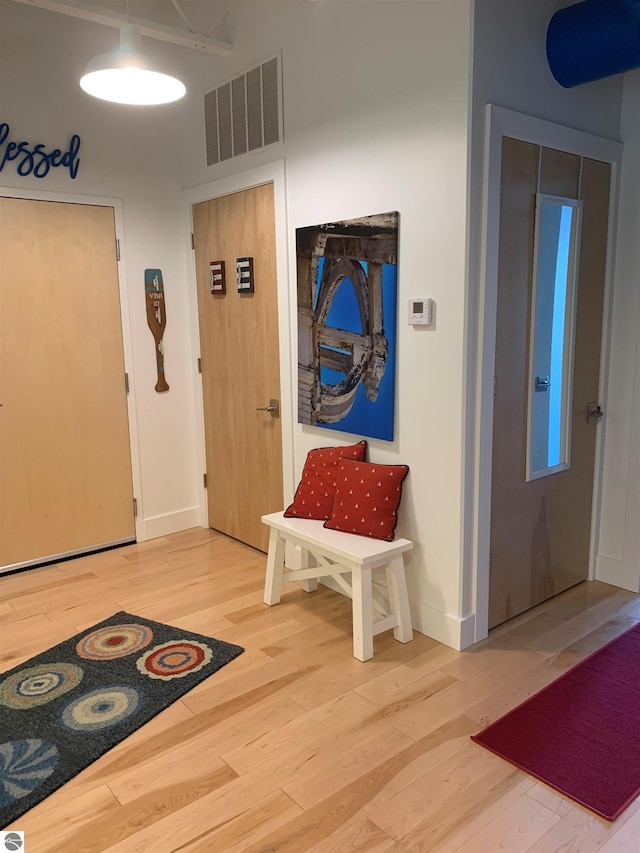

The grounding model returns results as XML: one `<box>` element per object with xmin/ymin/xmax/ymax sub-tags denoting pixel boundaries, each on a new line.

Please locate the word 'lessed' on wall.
<box><xmin>0</xmin><ymin>122</ymin><xmax>81</xmax><ymax>180</ymax></box>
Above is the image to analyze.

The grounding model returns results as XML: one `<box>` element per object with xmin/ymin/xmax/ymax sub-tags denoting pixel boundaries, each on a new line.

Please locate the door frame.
<box><xmin>182</xmin><ymin>161</ymin><xmax>294</xmax><ymax>528</ymax></box>
<box><xmin>0</xmin><ymin>186</ymin><xmax>144</xmax><ymax>547</ymax></box>
<box><xmin>471</xmin><ymin>106</ymin><xmax>623</xmax><ymax>642</ymax></box>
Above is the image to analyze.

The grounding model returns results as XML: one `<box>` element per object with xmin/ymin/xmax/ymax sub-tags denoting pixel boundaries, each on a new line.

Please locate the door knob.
<box><xmin>256</xmin><ymin>398</ymin><xmax>279</xmax><ymax>418</ymax></box>
<box><xmin>587</xmin><ymin>403</ymin><xmax>604</xmax><ymax>425</ymax></box>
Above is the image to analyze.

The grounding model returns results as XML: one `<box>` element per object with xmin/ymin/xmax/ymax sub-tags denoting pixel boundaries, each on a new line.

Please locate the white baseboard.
<box><xmin>284</xmin><ymin>544</ymin><xmax>476</xmax><ymax>651</ymax></box>
<box><xmin>596</xmin><ymin>554</ymin><xmax>640</xmax><ymax>593</ymax></box>
<box><xmin>415</xmin><ymin>601</ymin><xmax>476</xmax><ymax>651</ymax></box>
<box><xmin>140</xmin><ymin>507</ymin><xmax>202</xmax><ymax>541</ymax></box>
<box><xmin>320</xmin><ymin>581</ymin><xmax>475</xmax><ymax>651</ymax></box>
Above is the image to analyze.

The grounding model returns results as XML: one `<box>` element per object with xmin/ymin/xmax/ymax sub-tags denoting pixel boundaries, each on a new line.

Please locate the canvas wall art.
<box><xmin>296</xmin><ymin>211</ymin><xmax>399</xmax><ymax>441</ymax></box>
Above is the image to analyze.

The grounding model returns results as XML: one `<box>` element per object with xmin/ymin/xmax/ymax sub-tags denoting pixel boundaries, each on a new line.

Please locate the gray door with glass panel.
<box><xmin>489</xmin><ymin>139</ymin><xmax>610</xmax><ymax>629</ymax></box>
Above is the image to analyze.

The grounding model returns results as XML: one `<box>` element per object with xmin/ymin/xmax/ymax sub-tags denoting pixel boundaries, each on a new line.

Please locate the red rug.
<box><xmin>471</xmin><ymin>621</ymin><xmax>640</xmax><ymax>821</ymax></box>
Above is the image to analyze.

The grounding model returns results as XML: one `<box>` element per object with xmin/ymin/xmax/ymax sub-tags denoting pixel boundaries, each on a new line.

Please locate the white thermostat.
<box><xmin>408</xmin><ymin>298</ymin><xmax>433</xmax><ymax>326</ymax></box>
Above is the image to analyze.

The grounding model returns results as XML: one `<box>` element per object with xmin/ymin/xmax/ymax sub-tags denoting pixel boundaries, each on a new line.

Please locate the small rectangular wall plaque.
<box><xmin>209</xmin><ymin>260</ymin><xmax>226</xmax><ymax>294</ymax></box>
<box><xmin>236</xmin><ymin>257</ymin><xmax>254</xmax><ymax>293</ymax></box>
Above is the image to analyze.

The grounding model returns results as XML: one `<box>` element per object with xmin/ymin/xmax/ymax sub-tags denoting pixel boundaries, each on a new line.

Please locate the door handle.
<box><xmin>587</xmin><ymin>403</ymin><xmax>604</xmax><ymax>425</ymax></box>
<box><xmin>256</xmin><ymin>398</ymin><xmax>279</xmax><ymax>418</ymax></box>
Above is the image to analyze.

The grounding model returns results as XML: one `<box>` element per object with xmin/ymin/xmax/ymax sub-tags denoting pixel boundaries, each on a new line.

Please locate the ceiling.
<box><xmin>5</xmin><ymin>0</ymin><xmax>238</xmax><ymax>54</ymax></box>
<box><xmin>98</xmin><ymin>0</ymin><xmax>234</xmax><ymax>35</ymax></box>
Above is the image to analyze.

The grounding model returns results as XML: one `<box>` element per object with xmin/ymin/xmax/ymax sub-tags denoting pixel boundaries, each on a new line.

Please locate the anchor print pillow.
<box><xmin>284</xmin><ymin>441</ymin><xmax>367</xmax><ymax>520</ymax></box>
<box><xmin>324</xmin><ymin>458</ymin><xmax>409</xmax><ymax>541</ymax></box>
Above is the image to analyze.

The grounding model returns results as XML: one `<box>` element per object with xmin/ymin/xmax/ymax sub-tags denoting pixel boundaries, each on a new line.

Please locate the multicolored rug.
<box><xmin>471</xmin><ymin>621</ymin><xmax>640</xmax><ymax>820</ymax></box>
<box><xmin>0</xmin><ymin>612</ymin><xmax>243</xmax><ymax>828</ymax></box>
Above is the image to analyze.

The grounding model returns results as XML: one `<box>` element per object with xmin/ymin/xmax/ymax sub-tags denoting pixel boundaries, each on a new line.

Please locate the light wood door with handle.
<box><xmin>192</xmin><ymin>183</ymin><xmax>283</xmax><ymax>552</ymax></box>
<box><xmin>489</xmin><ymin>139</ymin><xmax>611</xmax><ymax>628</ymax></box>
<box><xmin>0</xmin><ymin>198</ymin><xmax>135</xmax><ymax>570</ymax></box>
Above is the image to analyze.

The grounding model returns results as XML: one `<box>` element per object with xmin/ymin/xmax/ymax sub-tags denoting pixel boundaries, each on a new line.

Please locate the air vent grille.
<box><xmin>204</xmin><ymin>54</ymin><xmax>282</xmax><ymax>166</ymax></box>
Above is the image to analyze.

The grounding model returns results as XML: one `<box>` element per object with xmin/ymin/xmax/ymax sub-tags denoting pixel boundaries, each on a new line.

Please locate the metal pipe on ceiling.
<box><xmin>547</xmin><ymin>0</ymin><xmax>640</xmax><ymax>88</ymax></box>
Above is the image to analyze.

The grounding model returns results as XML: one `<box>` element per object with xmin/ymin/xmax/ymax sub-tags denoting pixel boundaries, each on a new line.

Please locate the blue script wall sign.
<box><xmin>0</xmin><ymin>123</ymin><xmax>81</xmax><ymax>180</ymax></box>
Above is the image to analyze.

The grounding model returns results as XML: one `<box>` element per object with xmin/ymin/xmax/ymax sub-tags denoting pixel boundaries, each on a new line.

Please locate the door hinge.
<box><xmin>125</xmin><ymin>372</ymin><xmax>130</xmax><ymax>394</ymax></box>
<box><xmin>493</xmin><ymin>374</ymin><xmax>497</xmax><ymax>401</ymax></box>
<box><xmin>116</xmin><ymin>238</ymin><xmax>121</xmax><ymax>261</ymax></box>
<box><xmin>191</xmin><ymin>232</ymin><xmax>195</xmax><ymax>250</ymax></box>
<box><xmin>133</xmin><ymin>497</ymin><xmax>138</xmax><ymax>518</ymax></box>
<box><xmin>197</xmin><ymin>357</ymin><xmax>202</xmax><ymax>374</ymax></box>
<box><xmin>203</xmin><ymin>473</ymin><xmax>207</xmax><ymax>488</ymax></box>
<box><xmin>489</xmin><ymin>553</ymin><xmax>493</xmax><ymax>575</ymax></box>
<box><xmin>499</xmin><ymin>180</ymin><xmax>503</xmax><ymax>206</ymax></box>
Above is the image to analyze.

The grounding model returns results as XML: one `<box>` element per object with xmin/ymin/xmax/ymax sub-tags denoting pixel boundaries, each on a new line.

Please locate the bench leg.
<box><xmin>300</xmin><ymin>547</ymin><xmax>318</xmax><ymax>593</ymax></box>
<box><xmin>386</xmin><ymin>556</ymin><xmax>413</xmax><ymax>643</ymax></box>
<box><xmin>352</xmin><ymin>566</ymin><xmax>374</xmax><ymax>662</ymax></box>
<box><xmin>264</xmin><ymin>527</ymin><xmax>286</xmax><ymax>605</ymax></box>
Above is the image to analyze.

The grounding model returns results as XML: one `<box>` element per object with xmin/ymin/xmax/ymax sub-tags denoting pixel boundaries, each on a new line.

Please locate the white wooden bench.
<box><xmin>262</xmin><ymin>511</ymin><xmax>413</xmax><ymax>661</ymax></box>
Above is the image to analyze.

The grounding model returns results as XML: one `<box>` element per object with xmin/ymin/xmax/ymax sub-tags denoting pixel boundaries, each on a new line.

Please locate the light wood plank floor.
<box><xmin>2</xmin><ymin>527</ymin><xmax>640</xmax><ymax>852</ymax></box>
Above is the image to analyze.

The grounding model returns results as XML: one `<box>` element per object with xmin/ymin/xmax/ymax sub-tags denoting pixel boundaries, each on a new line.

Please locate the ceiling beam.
<box><xmin>206</xmin><ymin>5</ymin><xmax>230</xmax><ymax>39</ymax></box>
<box><xmin>9</xmin><ymin>0</ymin><xmax>234</xmax><ymax>57</ymax></box>
<box><xmin>169</xmin><ymin>0</ymin><xmax>194</xmax><ymax>34</ymax></box>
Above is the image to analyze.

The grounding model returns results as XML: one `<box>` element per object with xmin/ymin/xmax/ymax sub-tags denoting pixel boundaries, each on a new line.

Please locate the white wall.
<box><xmin>467</xmin><ymin>0</ymin><xmax>628</xmax><ymax>638</ymax></box>
<box><xmin>3</xmin><ymin>0</ymin><xmax>633</xmax><ymax>647</ymax></box>
<box><xmin>472</xmin><ymin>0</ymin><xmax>623</xmax><ymax>139</ymax></box>
<box><xmin>0</xmin><ymin>1</ymin><xmax>201</xmax><ymax>539</ymax></box>
<box><xmin>177</xmin><ymin>0</ymin><xmax>475</xmax><ymax>648</ymax></box>
<box><xmin>597</xmin><ymin>69</ymin><xmax>640</xmax><ymax>592</ymax></box>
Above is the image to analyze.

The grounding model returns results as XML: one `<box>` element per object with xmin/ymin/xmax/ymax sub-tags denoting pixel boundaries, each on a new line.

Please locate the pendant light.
<box><xmin>80</xmin><ymin>23</ymin><xmax>186</xmax><ymax>106</ymax></box>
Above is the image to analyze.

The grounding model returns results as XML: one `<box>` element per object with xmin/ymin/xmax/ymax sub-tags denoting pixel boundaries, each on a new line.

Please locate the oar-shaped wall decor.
<box><xmin>144</xmin><ymin>268</ymin><xmax>169</xmax><ymax>392</ymax></box>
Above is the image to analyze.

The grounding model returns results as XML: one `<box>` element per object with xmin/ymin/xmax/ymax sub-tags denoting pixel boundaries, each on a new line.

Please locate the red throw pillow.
<box><xmin>324</xmin><ymin>458</ymin><xmax>409</xmax><ymax>541</ymax></box>
<box><xmin>284</xmin><ymin>441</ymin><xmax>367</xmax><ymax>520</ymax></box>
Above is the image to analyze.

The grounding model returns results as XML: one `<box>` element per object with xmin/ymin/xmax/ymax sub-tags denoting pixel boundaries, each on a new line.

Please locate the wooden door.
<box><xmin>489</xmin><ymin>139</ymin><xmax>611</xmax><ymax>628</ymax></box>
<box><xmin>192</xmin><ymin>184</ymin><xmax>283</xmax><ymax>552</ymax></box>
<box><xmin>0</xmin><ymin>198</ymin><xmax>135</xmax><ymax>569</ymax></box>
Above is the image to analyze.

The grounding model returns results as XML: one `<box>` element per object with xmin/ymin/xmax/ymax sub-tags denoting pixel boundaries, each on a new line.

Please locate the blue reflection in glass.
<box><xmin>547</xmin><ymin>205</ymin><xmax>573</xmax><ymax>467</ymax></box>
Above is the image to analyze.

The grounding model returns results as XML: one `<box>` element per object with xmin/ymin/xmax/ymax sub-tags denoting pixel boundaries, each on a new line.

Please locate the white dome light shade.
<box><xmin>80</xmin><ymin>66</ymin><xmax>186</xmax><ymax>105</ymax></box>
<box><xmin>80</xmin><ymin>24</ymin><xmax>186</xmax><ymax>106</ymax></box>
